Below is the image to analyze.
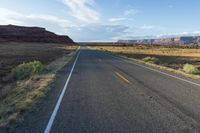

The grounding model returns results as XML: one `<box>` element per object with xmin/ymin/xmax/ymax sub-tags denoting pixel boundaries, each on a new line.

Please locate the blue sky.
<box><xmin>0</xmin><ymin>0</ymin><xmax>200</xmax><ymax>42</ymax></box>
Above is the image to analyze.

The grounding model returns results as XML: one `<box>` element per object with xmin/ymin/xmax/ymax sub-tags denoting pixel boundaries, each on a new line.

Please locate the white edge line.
<box><xmin>44</xmin><ymin>51</ymin><xmax>80</xmax><ymax>133</ymax></box>
<box><xmin>109</xmin><ymin>54</ymin><xmax>200</xmax><ymax>87</ymax></box>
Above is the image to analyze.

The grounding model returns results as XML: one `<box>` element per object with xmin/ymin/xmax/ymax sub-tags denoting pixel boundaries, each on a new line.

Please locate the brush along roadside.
<box><xmin>90</xmin><ymin>46</ymin><xmax>200</xmax><ymax>81</ymax></box>
<box><xmin>0</xmin><ymin>49</ymin><xmax>78</xmax><ymax>128</ymax></box>
<box><xmin>127</xmin><ymin>57</ymin><xmax>200</xmax><ymax>80</ymax></box>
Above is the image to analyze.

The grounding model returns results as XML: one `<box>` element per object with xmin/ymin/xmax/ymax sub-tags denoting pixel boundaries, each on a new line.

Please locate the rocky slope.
<box><xmin>0</xmin><ymin>25</ymin><xmax>74</xmax><ymax>43</ymax></box>
<box><xmin>118</xmin><ymin>36</ymin><xmax>200</xmax><ymax>45</ymax></box>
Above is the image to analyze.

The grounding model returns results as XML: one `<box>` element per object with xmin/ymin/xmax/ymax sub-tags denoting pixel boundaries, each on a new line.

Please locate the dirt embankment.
<box><xmin>0</xmin><ymin>42</ymin><xmax>77</xmax><ymax>98</ymax></box>
<box><xmin>0</xmin><ymin>42</ymin><xmax>78</xmax><ymax>128</ymax></box>
<box><xmin>90</xmin><ymin>45</ymin><xmax>200</xmax><ymax>79</ymax></box>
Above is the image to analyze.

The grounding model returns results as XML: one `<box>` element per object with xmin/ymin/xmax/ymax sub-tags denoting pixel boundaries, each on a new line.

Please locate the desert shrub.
<box><xmin>11</xmin><ymin>61</ymin><xmax>44</xmax><ymax>80</ymax></box>
<box><xmin>183</xmin><ymin>64</ymin><xmax>200</xmax><ymax>74</ymax></box>
<box><xmin>142</xmin><ymin>56</ymin><xmax>159</xmax><ymax>64</ymax></box>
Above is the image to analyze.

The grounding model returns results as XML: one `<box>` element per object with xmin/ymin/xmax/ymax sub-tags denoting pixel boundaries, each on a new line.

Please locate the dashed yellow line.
<box><xmin>115</xmin><ymin>71</ymin><xmax>130</xmax><ymax>84</ymax></box>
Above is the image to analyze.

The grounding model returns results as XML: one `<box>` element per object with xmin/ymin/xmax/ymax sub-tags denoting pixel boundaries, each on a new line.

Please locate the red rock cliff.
<box><xmin>0</xmin><ymin>25</ymin><xmax>74</xmax><ymax>43</ymax></box>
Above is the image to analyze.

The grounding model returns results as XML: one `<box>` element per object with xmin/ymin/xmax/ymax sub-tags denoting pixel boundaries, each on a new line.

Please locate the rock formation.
<box><xmin>0</xmin><ymin>25</ymin><xmax>74</xmax><ymax>43</ymax></box>
<box><xmin>118</xmin><ymin>36</ymin><xmax>200</xmax><ymax>45</ymax></box>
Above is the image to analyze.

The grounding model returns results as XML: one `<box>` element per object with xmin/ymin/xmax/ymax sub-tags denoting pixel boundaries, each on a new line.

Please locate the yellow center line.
<box><xmin>115</xmin><ymin>71</ymin><xmax>130</xmax><ymax>84</ymax></box>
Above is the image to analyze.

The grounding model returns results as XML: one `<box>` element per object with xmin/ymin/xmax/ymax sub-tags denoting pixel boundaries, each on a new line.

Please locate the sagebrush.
<box><xmin>183</xmin><ymin>64</ymin><xmax>200</xmax><ymax>74</ymax></box>
<box><xmin>142</xmin><ymin>56</ymin><xmax>159</xmax><ymax>64</ymax></box>
<box><xmin>11</xmin><ymin>61</ymin><xmax>44</xmax><ymax>80</ymax></box>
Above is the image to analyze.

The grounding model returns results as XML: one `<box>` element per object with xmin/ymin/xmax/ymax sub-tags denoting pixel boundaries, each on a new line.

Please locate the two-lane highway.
<box><xmin>14</xmin><ymin>46</ymin><xmax>200</xmax><ymax>133</ymax></box>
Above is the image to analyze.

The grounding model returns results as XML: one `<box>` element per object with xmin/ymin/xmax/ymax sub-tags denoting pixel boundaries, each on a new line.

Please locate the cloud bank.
<box><xmin>0</xmin><ymin>8</ymin><xmax>71</xmax><ymax>34</ymax></box>
<box><xmin>62</xmin><ymin>0</ymin><xmax>100</xmax><ymax>23</ymax></box>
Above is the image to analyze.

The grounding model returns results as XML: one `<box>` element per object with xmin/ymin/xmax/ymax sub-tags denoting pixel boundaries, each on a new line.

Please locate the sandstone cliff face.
<box><xmin>0</xmin><ymin>25</ymin><xmax>74</xmax><ymax>43</ymax></box>
<box><xmin>118</xmin><ymin>36</ymin><xmax>200</xmax><ymax>45</ymax></box>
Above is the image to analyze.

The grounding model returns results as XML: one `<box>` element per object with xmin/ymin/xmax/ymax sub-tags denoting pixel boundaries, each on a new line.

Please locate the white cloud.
<box><xmin>0</xmin><ymin>8</ymin><xmax>71</xmax><ymax>34</ymax></box>
<box><xmin>156</xmin><ymin>31</ymin><xmax>200</xmax><ymax>38</ymax></box>
<box><xmin>108</xmin><ymin>8</ymin><xmax>138</xmax><ymax>23</ymax></box>
<box><xmin>66</xmin><ymin>24</ymin><xmax>129</xmax><ymax>41</ymax></box>
<box><xmin>109</xmin><ymin>17</ymin><xmax>126</xmax><ymax>22</ymax></box>
<box><xmin>140</xmin><ymin>24</ymin><xmax>155</xmax><ymax>30</ymax></box>
<box><xmin>27</xmin><ymin>14</ymin><xmax>70</xmax><ymax>28</ymax></box>
<box><xmin>0</xmin><ymin>8</ymin><xmax>25</xmax><ymax>25</ymax></box>
<box><xmin>192</xmin><ymin>31</ymin><xmax>200</xmax><ymax>34</ymax></box>
<box><xmin>62</xmin><ymin>0</ymin><xmax>100</xmax><ymax>23</ymax></box>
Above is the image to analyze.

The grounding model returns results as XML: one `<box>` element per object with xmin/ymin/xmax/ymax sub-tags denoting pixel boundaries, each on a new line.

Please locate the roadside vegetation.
<box><xmin>0</xmin><ymin>43</ymin><xmax>78</xmax><ymax>128</ymax></box>
<box><xmin>11</xmin><ymin>61</ymin><xmax>44</xmax><ymax>80</ymax></box>
<box><xmin>90</xmin><ymin>44</ymin><xmax>200</xmax><ymax>79</ymax></box>
<box><xmin>183</xmin><ymin>64</ymin><xmax>200</xmax><ymax>74</ymax></box>
<box><xmin>142</xmin><ymin>57</ymin><xmax>159</xmax><ymax>64</ymax></box>
<box><xmin>0</xmin><ymin>42</ymin><xmax>77</xmax><ymax>98</ymax></box>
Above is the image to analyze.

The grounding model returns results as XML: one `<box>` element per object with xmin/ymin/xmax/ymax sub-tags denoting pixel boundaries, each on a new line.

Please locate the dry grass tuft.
<box><xmin>142</xmin><ymin>56</ymin><xmax>159</xmax><ymax>64</ymax></box>
<box><xmin>0</xmin><ymin>74</ymin><xmax>54</xmax><ymax>127</ymax></box>
<box><xmin>10</xmin><ymin>61</ymin><xmax>44</xmax><ymax>80</ymax></box>
<box><xmin>183</xmin><ymin>64</ymin><xmax>200</xmax><ymax>74</ymax></box>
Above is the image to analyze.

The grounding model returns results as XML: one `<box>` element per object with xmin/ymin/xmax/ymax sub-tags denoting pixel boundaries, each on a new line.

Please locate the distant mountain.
<box><xmin>118</xmin><ymin>36</ymin><xmax>200</xmax><ymax>45</ymax></box>
<box><xmin>0</xmin><ymin>25</ymin><xmax>74</xmax><ymax>43</ymax></box>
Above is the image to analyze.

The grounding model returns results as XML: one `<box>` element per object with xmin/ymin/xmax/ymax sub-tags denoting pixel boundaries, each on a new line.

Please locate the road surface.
<box><xmin>12</xmin><ymin>46</ymin><xmax>200</xmax><ymax>133</ymax></box>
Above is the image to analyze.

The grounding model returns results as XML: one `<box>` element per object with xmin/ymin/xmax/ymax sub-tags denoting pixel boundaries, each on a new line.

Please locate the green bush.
<box><xmin>11</xmin><ymin>61</ymin><xmax>44</xmax><ymax>80</ymax></box>
<box><xmin>183</xmin><ymin>64</ymin><xmax>200</xmax><ymax>74</ymax></box>
<box><xmin>142</xmin><ymin>56</ymin><xmax>159</xmax><ymax>64</ymax></box>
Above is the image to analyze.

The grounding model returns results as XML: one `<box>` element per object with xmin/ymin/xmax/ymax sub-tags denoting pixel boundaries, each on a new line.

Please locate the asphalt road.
<box><xmin>12</xmin><ymin>46</ymin><xmax>200</xmax><ymax>133</ymax></box>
